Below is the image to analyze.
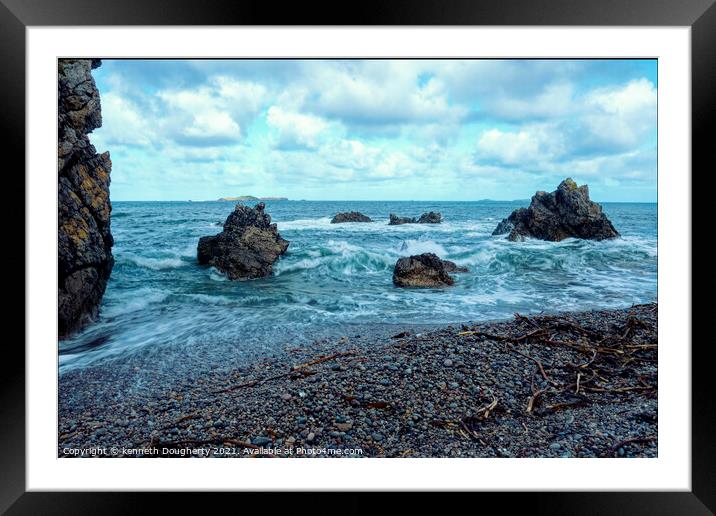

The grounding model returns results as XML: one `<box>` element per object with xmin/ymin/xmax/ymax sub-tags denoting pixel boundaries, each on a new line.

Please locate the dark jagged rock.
<box><xmin>331</xmin><ymin>211</ymin><xmax>373</xmax><ymax>223</ymax></box>
<box><xmin>393</xmin><ymin>253</ymin><xmax>466</xmax><ymax>288</ymax></box>
<box><xmin>389</xmin><ymin>212</ymin><xmax>442</xmax><ymax>225</ymax></box>
<box><xmin>417</xmin><ymin>211</ymin><xmax>442</xmax><ymax>224</ymax></box>
<box><xmin>197</xmin><ymin>202</ymin><xmax>289</xmax><ymax>280</ymax></box>
<box><xmin>492</xmin><ymin>178</ymin><xmax>620</xmax><ymax>242</ymax></box>
<box><xmin>389</xmin><ymin>214</ymin><xmax>416</xmax><ymax>225</ymax></box>
<box><xmin>492</xmin><ymin>218</ymin><xmax>514</xmax><ymax>236</ymax></box>
<box><xmin>58</xmin><ymin>59</ymin><xmax>114</xmax><ymax>338</ymax></box>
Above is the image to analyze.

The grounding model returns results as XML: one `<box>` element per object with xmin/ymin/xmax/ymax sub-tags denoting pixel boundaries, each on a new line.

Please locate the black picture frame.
<box><xmin>3</xmin><ymin>0</ymin><xmax>712</xmax><ymax>513</ymax></box>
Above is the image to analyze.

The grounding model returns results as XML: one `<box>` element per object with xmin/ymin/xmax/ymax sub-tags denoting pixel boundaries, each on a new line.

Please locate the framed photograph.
<box><xmin>5</xmin><ymin>0</ymin><xmax>712</xmax><ymax>512</ymax></box>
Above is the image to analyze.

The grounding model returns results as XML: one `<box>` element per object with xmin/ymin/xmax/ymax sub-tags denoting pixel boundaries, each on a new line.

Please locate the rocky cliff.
<box><xmin>58</xmin><ymin>59</ymin><xmax>113</xmax><ymax>338</ymax></box>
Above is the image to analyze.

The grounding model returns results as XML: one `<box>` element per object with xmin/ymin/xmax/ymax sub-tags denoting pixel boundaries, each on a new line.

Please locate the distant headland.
<box><xmin>217</xmin><ymin>195</ymin><xmax>288</xmax><ymax>202</ymax></box>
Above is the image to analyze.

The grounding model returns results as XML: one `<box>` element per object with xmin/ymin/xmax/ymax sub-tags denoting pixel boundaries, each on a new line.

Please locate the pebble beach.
<box><xmin>59</xmin><ymin>303</ymin><xmax>657</xmax><ymax>458</ymax></box>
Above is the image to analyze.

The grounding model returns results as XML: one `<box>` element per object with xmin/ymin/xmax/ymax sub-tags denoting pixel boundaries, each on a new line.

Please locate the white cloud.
<box><xmin>488</xmin><ymin>82</ymin><xmax>576</xmax><ymax>120</ymax></box>
<box><xmin>302</xmin><ymin>61</ymin><xmax>466</xmax><ymax>126</ymax></box>
<box><xmin>95</xmin><ymin>92</ymin><xmax>155</xmax><ymax>146</ymax></box>
<box><xmin>319</xmin><ymin>139</ymin><xmax>423</xmax><ymax>180</ymax></box>
<box><xmin>266</xmin><ymin>106</ymin><xmax>329</xmax><ymax>149</ymax></box>
<box><xmin>182</xmin><ymin>110</ymin><xmax>241</xmax><ymax>140</ymax></box>
<box><xmin>436</xmin><ymin>60</ymin><xmax>584</xmax><ymax>106</ymax></box>
<box><xmin>157</xmin><ymin>88</ymin><xmax>241</xmax><ymax>142</ymax></box>
<box><xmin>582</xmin><ymin>78</ymin><xmax>657</xmax><ymax>149</ymax></box>
<box><xmin>266</xmin><ymin>136</ymin><xmax>429</xmax><ymax>186</ymax></box>
<box><xmin>371</xmin><ymin>152</ymin><xmax>417</xmax><ymax>179</ymax></box>
<box><xmin>475</xmin><ymin>125</ymin><xmax>566</xmax><ymax>166</ymax></box>
<box><xmin>473</xmin><ymin>78</ymin><xmax>657</xmax><ymax>169</ymax></box>
<box><xmin>586</xmin><ymin>78</ymin><xmax>656</xmax><ymax>115</ymax></box>
<box><xmin>156</xmin><ymin>78</ymin><xmax>269</xmax><ymax>144</ymax></box>
<box><xmin>213</xmin><ymin>76</ymin><xmax>267</xmax><ymax>114</ymax></box>
<box><xmin>555</xmin><ymin>148</ymin><xmax>656</xmax><ymax>182</ymax></box>
<box><xmin>319</xmin><ymin>139</ymin><xmax>381</xmax><ymax>170</ymax></box>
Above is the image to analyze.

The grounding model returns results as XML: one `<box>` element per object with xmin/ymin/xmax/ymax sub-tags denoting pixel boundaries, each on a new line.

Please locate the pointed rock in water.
<box><xmin>492</xmin><ymin>178</ymin><xmax>619</xmax><ymax>242</ymax></box>
<box><xmin>331</xmin><ymin>211</ymin><xmax>373</xmax><ymax>223</ymax></box>
<box><xmin>389</xmin><ymin>212</ymin><xmax>442</xmax><ymax>225</ymax></box>
<box><xmin>393</xmin><ymin>253</ymin><xmax>467</xmax><ymax>288</ymax></box>
<box><xmin>197</xmin><ymin>202</ymin><xmax>289</xmax><ymax>280</ymax></box>
<box><xmin>58</xmin><ymin>59</ymin><xmax>114</xmax><ymax>338</ymax></box>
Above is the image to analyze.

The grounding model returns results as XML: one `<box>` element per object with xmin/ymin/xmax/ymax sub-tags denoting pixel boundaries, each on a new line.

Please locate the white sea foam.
<box><xmin>209</xmin><ymin>267</ymin><xmax>228</xmax><ymax>281</ymax></box>
<box><xmin>103</xmin><ymin>287</ymin><xmax>171</xmax><ymax>318</ymax></box>
<box><xmin>275</xmin><ymin>257</ymin><xmax>325</xmax><ymax>275</ymax></box>
<box><xmin>275</xmin><ymin>239</ymin><xmax>394</xmax><ymax>275</ymax></box>
<box><xmin>276</xmin><ymin>217</ymin><xmax>333</xmax><ymax>231</ymax></box>
<box><xmin>604</xmin><ymin>235</ymin><xmax>658</xmax><ymax>257</ymax></box>
<box><xmin>455</xmin><ymin>249</ymin><xmax>498</xmax><ymax>267</ymax></box>
<box><xmin>396</xmin><ymin>239</ymin><xmax>448</xmax><ymax>257</ymax></box>
<box><xmin>182</xmin><ymin>293</ymin><xmax>236</xmax><ymax>305</ymax></box>
<box><xmin>174</xmin><ymin>244</ymin><xmax>198</xmax><ymax>258</ymax></box>
<box><xmin>121</xmin><ymin>252</ymin><xmax>186</xmax><ymax>270</ymax></box>
<box><xmin>277</xmin><ymin>216</ymin><xmax>490</xmax><ymax>235</ymax></box>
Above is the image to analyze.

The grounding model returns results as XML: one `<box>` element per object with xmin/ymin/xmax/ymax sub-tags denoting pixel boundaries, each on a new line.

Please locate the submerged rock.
<box><xmin>331</xmin><ymin>211</ymin><xmax>373</xmax><ymax>223</ymax></box>
<box><xmin>393</xmin><ymin>253</ymin><xmax>467</xmax><ymax>288</ymax></box>
<box><xmin>58</xmin><ymin>59</ymin><xmax>114</xmax><ymax>338</ymax></box>
<box><xmin>197</xmin><ymin>202</ymin><xmax>289</xmax><ymax>280</ymax></box>
<box><xmin>492</xmin><ymin>178</ymin><xmax>619</xmax><ymax>242</ymax></box>
<box><xmin>389</xmin><ymin>212</ymin><xmax>442</xmax><ymax>225</ymax></box>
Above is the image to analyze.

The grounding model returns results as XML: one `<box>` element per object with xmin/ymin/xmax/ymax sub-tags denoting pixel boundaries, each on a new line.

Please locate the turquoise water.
<box><xmin>59</xmin><ymin>200</ymin><xmax>657</xmax><ymax>372</ymax></box>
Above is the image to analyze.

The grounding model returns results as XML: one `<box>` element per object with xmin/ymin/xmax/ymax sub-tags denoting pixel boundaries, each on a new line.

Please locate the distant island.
<box><xmin>217</xmin><ymin>195</ymin><xmax>288</xmax><ymax>202</ymax></box>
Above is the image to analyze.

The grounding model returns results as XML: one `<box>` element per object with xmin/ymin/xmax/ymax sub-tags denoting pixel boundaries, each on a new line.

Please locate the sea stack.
<box><xmin>197</xmin><ymin>202</ymin><xmax>289</xmax><ymax>280</ymax></box>
<box><xmin>331</xmin><ymin>211</ymin><xmax>373</xmax><ymax>223</ymax></box>
<box><xmin>393</xmin><ymin>253</ymin><xmax>467</xmax><ymax>288</ymax></box>
<box><xmin>492</xmin><ymin>178</ymin><xmax>619</xmax><ymax>242</ymax></box>
<box><xmin>58</xmin><ymin>59</ymin><xmax>114</xmax><ymax>338</ymax></box>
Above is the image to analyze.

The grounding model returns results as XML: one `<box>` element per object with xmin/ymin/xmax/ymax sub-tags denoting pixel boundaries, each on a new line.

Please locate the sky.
<box><xmin>90</xmin><ymin>59</ymin><xmax>657</xmax><ymax>202</ymax></box>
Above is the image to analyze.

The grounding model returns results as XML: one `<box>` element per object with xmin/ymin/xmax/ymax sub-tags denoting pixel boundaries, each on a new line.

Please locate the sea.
<box><xmin>58</xmin><ymin>200</ymin><xmax>657</xmax><ymax>373</ymax></box>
